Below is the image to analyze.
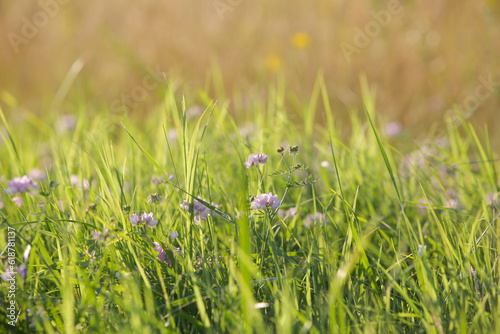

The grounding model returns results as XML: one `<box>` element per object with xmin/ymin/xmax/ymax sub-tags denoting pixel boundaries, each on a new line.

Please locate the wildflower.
<box><xmin>70</xmin><ymin>175</ymin><xmax>90</xmax><ymax>191</ymax></box>
<box><xmin>186</xmin><ymin>105</ymin><xmax>204</xmax><ymax>118</ymax></box>
<box><xmin>12</xmin><ymin>196</ymin><xmax>22</xmax><ymax>207</ymax></box>
<box><xmin>277</xmin><ymin>146</ymin><xmax>285</xmax><ymax>154</ymax></box>
<box><xmin>320</xmin><ymin>161</ymin><xmax>330</xmax><ymax>168</ymax></box>
<box><xmin>56</xmin><ymin>114</ymin><xmax>77</xmax><ymax>133</ymax></box>
<box><xmin>167</xmin><ymin>129</ymin><xmax>178</xmax><ymax>142</ymax></box>
<box><xmin>4</xmin><ymin>175</ymin><xmax>38</xmax><ymax>195</ymax></box>
<box><xmin>287</xmin><ymin>207</ymin><xmax>298</xmax><ymax>218</ymax></box>
<box><xmin>403</xmin><ymin>145</ymin><xmax>435</xmax><ymax>170</ymax></box>
<box><xmin>291</xmin><ymin>32</ymin><xmax>311</xmax><ymax>49</ymax></box>
<box><xmin>147</xmin><ymin>193</ymin><xmax>163</xmax><ymax>204</ymax></box>
<box><xmin>153</xmin><ymin>242</ymin><xmax>183</xmax><ymax>266</ymax></box>
<box><xmin>17</xmin><ymin>264</ymin><xmax>28</xmax><ymax>279</ymax></box>
<box><xmin>29</xmin><ymin>168</ymin><xmax>47</xmax><ymax>182</ymax></box>
<box><xmin>445</xmin><ymin>198</ymin><xmax>460</xmax><ymax>209</ymax></box>
<box><xmin>278</xmin><ymin>207</ymin><xmax>298</xmax><ymax>219</ymax></box>
<box><xmin>1</xmin><ymin>265</ymin><xmax>27</xmax><ymax>281</ymax></box>
<box><xmin>152</xmin><ymin>174</ymin><xmax>174</xmax><ymax>184</ymax></box>
<box><xmin>141</xmin><ymin>212</ymin><xmax>158</xmax><ymax>228</ymax></box>
<box><xmin>129</xmin><ymin>212</ymin><xmax>158</xmax><ymax>228</ymax></box>
<box><xmin>384</xmin><ymin>122</ymin><xmax>403</xmax><ymax>137</ymax></box>
<box><xmin>251</xmin><ymin>193</ymin><xmax>281</xmax><ymax>211</ymax></box>
<box><xmin>487</xmin><ymin>193</ymin><xmax>499</xmax><ymax>210</ymax></box>
<box><xmin>237</xmin><ymin>123</ymin><xmax>257</xmax><ymax>138</ymax></box>
<box><xmin>258</xmin><ymin>154</ymin><xmax>268</xmax><ymax>164</ymax></box>
<box><xmin>209</xmin><ymin>202</ymin><xmax>221</xmax><ymax>217</ymax></box>
<box><xmin>304</xmin><ymin>212</ymin><xmax>326</xmax><ymax>228</ymax></box>
<box><xmin>153</xmin><ymin>242</ymin><xmax>170</xmax><ymax>264</ymax></box>
<box><xmin>289</xmin><ymin>146</ymin><xmax>299</xmax><ymax>156</ymax></box>
<box><xmin>244</xmin><ymin>153</ymin><xmax>268</xmax><ymax>168</ymax></box>
<box><xmin>1</xmin><ymin>268</ymin><xmax>14</xmax><ymax>281</ymax></box>
<box><xmin>266</xmin><ymin>54</ymin><xmax>283</xmax><ymax>72</ymax></box>
<box><xmin>180</xmin><ymin>199</ymin><xmax>219</xmax><ymax>224</ymax></box>
<box><xmin>459</xmin><ymin>265</ymin><xmax>480</xmax><ymax>291</ymax></box>
<box><xmin>168</xmin><ymin>229</ymin><xmax>178</xmax><ymax>239</ymax></box>
<box><xmin>254</xmin><ymin>302</ymin><xmax>270</xmax><ymax>309</ymax></box>
<box><xmin>91</xmin><ymin>228</ymin><xmax>110</xmax><ymax>240</ymax></box>
<box><xmin>128</xmin><ymin>214</ymin><xmax>139</xmax><ymax>225</ymax></box>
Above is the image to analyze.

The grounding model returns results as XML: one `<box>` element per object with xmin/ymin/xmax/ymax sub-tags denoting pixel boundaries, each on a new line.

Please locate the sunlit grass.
<box><xmin>1</xmin><ymin>77</ymin><xmax>500</xmax><ymax>332</ymax></box>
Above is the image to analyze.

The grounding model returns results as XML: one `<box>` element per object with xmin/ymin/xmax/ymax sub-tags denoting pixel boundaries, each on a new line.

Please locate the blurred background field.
<box><xmin>0</xmin><ymin>0</ymin><xmax>499</xmax><ymax>140</ymax></box>
<box><xmin>3</xmin><ymin>1</ymin><xmax>500</xmax><ymax>332</ymax></box>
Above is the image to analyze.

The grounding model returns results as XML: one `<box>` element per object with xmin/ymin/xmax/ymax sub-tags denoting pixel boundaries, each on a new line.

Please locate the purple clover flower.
<box><xmin>287</xmin><ymin>207</ymin><xmax>298</xmax><ymax>218</ymax></box>
<box><xmin>384</xmin><ymin>121</ymin><xmax>403</xmax><ymax>137</ymax></box>
<box><xmin>153</xmin><ymin>242</ymin><xmax>183</xmax><ymax>266</ymax></box>
<box><xmin>251</xmin><ymin>193</ymin><xmax>281</xmax><ymax>211</ymax></box>
<box><xmin>91</xmin><ymin>228</ymin><xmax>110</xmax><ymax>240</ymax></box>
<box><xmin>304</xmin><ymin>212</ymin><xmax>326</xmax><ymax>228</ymax></box>
<box><xmin>279</xmin><ymin>207</ymin><xmax>298</xmax><ymax>219</ymax></box>
<box><xmin>1</xmin><ymin>264</ymin><xmax>27</xmax><ymax>281</ymax></box>
<box><xmin>181</xmin><ymin>199</ymin><xmax>219</xmax><ymax>225</ymax></box>
<box><xmin>56</xmin><ymin>114</ymin><xmax>77</xmax><ymax>133</ymax></box>
<box><xmin>154</xmin><ymin>242</ymin><xmax>171</xmax><ymax>265</ymax></box>
<box><xmin>129</xmin><ymin>212</ymin><xmax>158</xmax><ymax>228</ymax></box>
<box><xmin>487</xmin><ymin>193</ymin><xmax>499</xmax><ymax>210</ymax></box>
<box><xmin>29</xmin><ymin>168</ymin><xmax>47</xmax><ymax>182</ymax></box>
<box><xmin>168</xmin><ymin>229</ymin><xmax>178</xmax><ymax>239</ymax></box>
<box><xmin>152</xmin><ymin>174</ymin><xmax>174</xmax><ymax>184</ymax></box>
<box><xmin>1</xmin><ymin>268</ymin><xmax>15</xmax><ymax>281</ymax></box>
<box><xmin>244</xmin><ymin>153</ymin><xmax>268</xmax><ymax>168</ymax></box>
<box><xmin>17</xmin><ymin>264</ymin><xmax>28</xmax><ymax>279</ymax></box>
<box><xmin>186</xmin><ymin>105</ymin><xmax>204</xmax><ymax>118</ymax></box>
<box><xmin>445</xmin><ymin>198</ymin><xmax>460</xmax><ymax>209</ymax></box>
<box><xmin>129</xmin><ymin>214</ymin><xmax>139</xmax><ymax>226</ymax></box>
<box><xmin>70</xmin><ymin>175</ymin><xmax>90</xmax><ymax>191</ymax></box>
<box><xmin>4</xmin><ymin>175</ymin><xmax>38</xmax><ymax>195</ymax></box>
<box><xmin>12</xmin><ymin>196</ymin><xmax>22</xmax><ymax>207</ymax></box>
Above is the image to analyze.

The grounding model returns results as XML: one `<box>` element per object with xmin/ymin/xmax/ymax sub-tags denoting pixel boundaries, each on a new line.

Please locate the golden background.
<box><xmin>1</xmin><ymin>0</ymin><xmax>499</xmax><ymax>135</ymax></box>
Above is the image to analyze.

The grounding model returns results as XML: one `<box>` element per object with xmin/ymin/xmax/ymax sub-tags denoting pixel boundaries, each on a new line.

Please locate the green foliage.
<box><xmin>0</xmin><ymin>77</ymin><xmax>500</xmax><ymax>333</ymax></box>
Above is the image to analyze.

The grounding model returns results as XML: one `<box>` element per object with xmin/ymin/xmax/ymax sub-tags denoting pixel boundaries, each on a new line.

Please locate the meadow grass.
<box><xmin>1</xmin><ymin>77</ymin><xmax>500</xmax><ymax>333</ymax></box>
